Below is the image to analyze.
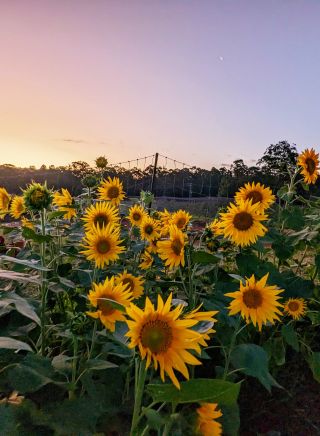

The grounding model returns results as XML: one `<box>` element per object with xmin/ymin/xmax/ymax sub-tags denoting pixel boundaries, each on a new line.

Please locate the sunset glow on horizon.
<box><xmin>1</xmin><ymin>0</ymin><xmax>319</xmax><ymax>169</ymax></box>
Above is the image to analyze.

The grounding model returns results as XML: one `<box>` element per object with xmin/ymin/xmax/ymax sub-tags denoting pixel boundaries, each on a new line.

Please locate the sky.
<box><xmin>0</xmin><ymin>0</ymin><xmax>319</xmax><ymax>170</ymax></box>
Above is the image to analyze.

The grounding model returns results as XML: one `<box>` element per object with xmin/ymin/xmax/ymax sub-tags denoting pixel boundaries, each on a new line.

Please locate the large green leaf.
<box><xmin>0</xmin><ymin>337</ymin><xmax>32</xmax><ymax>352</ymax></box>
<box><xmin>147</xmin><ymin>379</ymin><xmax>240</xmax><ymax>405</ymax></box>
<box><xmin>0</xmin><ymin>255</ymin><xmax>51</xmax><ymax>271</ymax></box>
<box><xmin>191</xmin><ymin>251</ymin><xmax>220</xmax><ymax>265</ymax></box>
<box><xmin>0</xmin><ymin>269</ymin><xmax>41</xmax><ymax>285</ymax></box>
<box><xmin>230</xmin><ymin>344</ymin><xmax>281</xmax><ymax>392</ymax></box>
<box><xmin>307</xmin><ymin>352</ymin><xmax>320</xmax><ymax>383</ymax></box>
<box><xmin>281</xmin><ymin>324</ymin><xmax>299</xmax><ymax>351</ymax></box>
<box><xmin>22</xmin><ymin>227</ymin><xmax>52</xmax><ymax>243</ymax></box>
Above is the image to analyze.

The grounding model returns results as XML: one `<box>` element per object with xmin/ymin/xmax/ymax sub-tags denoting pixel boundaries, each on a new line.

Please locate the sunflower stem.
<box><xmin>222</xmin><ymin>316</ymin><xmax>242</xmax><ymax>380</ymax></box>
<box><xmin>130</xmin><ymin>358</ymin><xmax>147</xmax><ymax>435</ymax></box>
<box><xmin>39</xmin><ymin>208</ymin><xmax>48</xmax><ymax>356</ymax></box>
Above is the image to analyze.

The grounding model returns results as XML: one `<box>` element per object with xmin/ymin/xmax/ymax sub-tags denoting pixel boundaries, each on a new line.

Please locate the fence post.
<box><xmin>148</xmin><ymin>152</ymin><xmax>159</xmax><ymax>211</ymax></box>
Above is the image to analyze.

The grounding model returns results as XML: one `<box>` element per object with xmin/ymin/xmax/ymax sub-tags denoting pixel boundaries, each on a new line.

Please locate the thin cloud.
<box><xmin>61</xmin><ymin>138</ymin><xmax>86</xmax><ymax>143</ymax></box>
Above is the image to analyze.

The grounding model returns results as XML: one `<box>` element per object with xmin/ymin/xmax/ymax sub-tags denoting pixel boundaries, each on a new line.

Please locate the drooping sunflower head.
<box><xmin>140</xmin><ymin>216</ymin><xmax>160</xmax><ymax>241</ymax></box>
<box><xmin>234</xmin><ymin>182</ymin><xmax>275</xmax><ymax>213</ymax></box>
<box><xmin>82</xmin><ymin>201</ymin><xmax>119</xmax><ymax>231</ymax></box>
<box><xmin>128</xmin><ymin>204</ymin><xmax>147</xmax><ymax>227</ymax></box>
<box><xmin>115</xmin><ymin>270</ymin><xmax>144</xmax><ymax>299</ymax></box>
<box><xmin>196</xmin><ymin>403</ymin><xmax>223</xmax><ymax>436</ymax></box>
<box><xmin>81</xmin><ymin>224</ymin><xmax>124</xmax><ymax>268</ymax></box>
<box><xmin>157</xmin><ymin>225</ymin><xmax>186</xmax><ymax>269</ymax></box>
<box><xmin>170</xmin><ymin>209</ymin><xmax>191</xmax><ymax>230</ymax></box>
<box><xmin>0</xmin><ymin>187</ymin><xmax>11</xmax><ymax>213</ymax></box>
<box><xmin>23</xmin><ymin>182</ymin><xmax>52</xmax><ymax>212</ymax></box>
<box><xmin>284</xmin><ymin>298</ymin><xmax>307</xmax><ymax>320</ymax></box>
<box><xmin>126</xmin><ymin>293</ymin><xmax>205</xmax><ymax>389</ymax></box>
<box><xmin>225</xmin><ymin>273</ymin><xmax>284</xmax><ymax>331</ymax></box>
<box><xmin>87</xmin><ymin>276</ymin><xmax>133</xmax><ymax>331</ymax></box>
<box><xmin>98</xmin><ymin>176</ymin><xmax>125</xmax><ymax>205</ymax></box>
<box><xmin>297</xmin><ymin>148</ymin><xmax>319</xmax><ymax>184</ymax></box>
<box><xmin>219</xmin><ymin>199</ymin><xmax>268</xmax><ymax>247</ymax></box>
<box><xmin>52</xmin><ymin>188</ymin><xmax>76</xmax><ymax>220</ymax></box>
<box><xmin>9</xmin><ymin>196</ymin><xmax>26</xmax><ymax>219</ymax></box>
<box><xmin>139</xmin><ymin>250</ymin><xmax>154</xmax><ymax>270</ymax></box>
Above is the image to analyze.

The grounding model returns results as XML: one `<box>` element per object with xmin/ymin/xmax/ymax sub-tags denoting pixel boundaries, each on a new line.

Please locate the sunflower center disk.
<box><xmin>176</xmin><ymin>218</ymin><xmax>186</xmax><ymax>229</ymax></box>
<box><xmin>288</xmin><ymin>301</ymin><xmax>299</xmax><ymax>312</ymax></box>
<box><xmin>145</xmin><ymin>225</ymin><xmax>154</xmax><ymax>235</ymax></box>
<box><xmin>171</xmin><ymin>238</ymin><xmax>183</xmax><ymax>256</ymax></box>
<box><xmin>97</xmin><ymin>297</ymin><xmax>115</xmax><ymax>316</ymax></box>
<box><xmin>233</xmin><ymin>212</ymin><xmax>254</xmax><ymax>231</ymax></box>
<box><xmin>246</xmin><ymin>190</ymin><xmax>263</xmax><ymax>204</ymax></box>
<box><xmin>96</xmin><ymin>238</ymin><xmax>111</xmax><ymax>254</ymax></box>
<box><xmin>122</xmin><ymin>277</ymin><xmax>134</xmax><ymax>292</ymax></box>
<box><xmin>305</xmin><ymin>158</ymin><xmax>316</xmax><ymax>175</ymax></box>
<box><xmin>140</xmin><ymin>319</ymin><xmax>173</xmax><ymax>353</ymax></box>
<box><xmin>243</xmin><ymin>288</ymin><xmax>263</xmax><ymax>309</ymax></box>
<box><xmin>94</xmin><ymin>214</ymin><xmax>109</xmax><ymax>227</ymax></box>
<box><xmin>107</xmin><ymin>186</ymin><xmax>120</xmax><ymax>199</ymax></box>
<box><xmin>133</xmin><ymin>213</ymin><xmax>141</xmax><ymax>222</ymax></box>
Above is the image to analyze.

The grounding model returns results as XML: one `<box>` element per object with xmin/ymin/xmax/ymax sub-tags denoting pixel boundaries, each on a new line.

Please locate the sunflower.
<box><xmin>21</xmin><ymin>217</ymin><xmax>34</xmax><ymax>230</ymax></box>
<box><xmin>52</xmin><ymin>188</ymin><xmax>76</xmax><ymax>220</ymax></box>
<box><xmin>0</xmin><ymin>187</ymin><xmax>10</xmax><ymax>213</ymax></box>
<box><xmin>284</xmin><ymin>298</ymin><xmax>307</xmax><ymax>320</ymax></box>
<box><xmin>98</xmin><ymin>176</ymin><xmax>125</xmax><ymax>205</ymax></box>
<box><xmin>225</xmin><ymin>273</ymin><xmax>284</xmax><ymax>331</ymax></box>
<box><xmin>158</xmin><ymin>208</ymin><xmax>172</xmax><ymax>236</ymax></box>
<box><xmin>297</xmin><ymin>148</ymin><xmax>319</xmax><ymax>184</ymax></box>
<box><xmin>235</xmin><ymin>182</ymin><xmax>275</xmax><ymax>213</ymax></box>
<box><xmin>196</xmin><ymin>403</ymin><xmax>222</xmax><ymax>436</ymax></box>
<box><xmin>146</xmin><ymin>239</ymin><xmax>158</xmax><ymax>254</ymax></box>
<box><xmin>128</xmin><ymin>204</ymin><xmax>147</xmax><ymax>227</ymax></box>
<box><xmin>139</xmin><ymin>250</ymin><xmax>154</xmax><ymax>270</ymax></box>
<box><xmin>125</xmin><ymin>293</ymin><xmax>205</xmax><ymax>389</ymax></box>
<box><xmin>208</xmin><ymin>218</ymin><xmax>223</xmax><ymax>236</ymax></box>
<box><xmin>87</xmin><ymin>277</ymin><xmax>133</xmax><ymax>331</ymax></box>
<box><xmin>218</xmin><ymin>199</ymin><xmax>268</xmax><ymax>247</ymax></box>
<box><xmin>140</xmin><ymin>216</ymin><xmax>160</xmax><ymax>242</ymax></box>
<box><xmin>116</xmin><ymin>270</ymin><xmax>144</xmax><ymax>298</ymax></box>
<box><xmin>157</xmin><ymin>225</ymin><xmax>186</xmax><ymax>269</ymax></box>
<box><xmin>170</xmin><ymin>209</ymin><xmax>191</xmax><ymax>231</ymax></box>
<box><xmin>81</xmin><ymin>224</ymin><xmax>124</xmax><ymax>268</ymax></box>
<box><xmin>82</xmin><ymin>201</ymin><xmax>119</xmax><ymax>231</ymax></box>
<box><xmin>9</xmin><ymin>196</ymin><xmax>26</xmax><ymax>219</ymax></box>
<box><xmin>184</xmin><ymin>305</ymin><xmax>218</xmax><ymax>347</ymax></box>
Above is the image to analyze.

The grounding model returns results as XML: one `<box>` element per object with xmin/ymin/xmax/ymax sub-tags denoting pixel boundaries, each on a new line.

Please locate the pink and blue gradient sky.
<box><xmin>0</xmin><ymin>0</ymin><xmax>319</xmax><ymax>169</ymax></box>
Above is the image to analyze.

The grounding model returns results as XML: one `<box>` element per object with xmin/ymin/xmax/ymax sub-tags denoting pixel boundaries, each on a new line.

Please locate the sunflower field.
<box><xmin>0</xmin><ymin>148</ymin><xmax>319</xmax><ymax>435</ymax></box>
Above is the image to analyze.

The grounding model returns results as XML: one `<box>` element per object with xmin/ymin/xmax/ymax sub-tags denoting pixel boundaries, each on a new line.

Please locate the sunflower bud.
<box><xmin>23</xmin><ymin>182</ymin><xmax>52</xmax><ymax>212</ymax></box>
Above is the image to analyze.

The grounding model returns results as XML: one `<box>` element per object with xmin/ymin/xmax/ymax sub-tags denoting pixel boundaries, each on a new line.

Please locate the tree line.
<box><xmin>0</xmin><ymin>141</ymin><xmax>319</xmax><ymax>198</ymax></box>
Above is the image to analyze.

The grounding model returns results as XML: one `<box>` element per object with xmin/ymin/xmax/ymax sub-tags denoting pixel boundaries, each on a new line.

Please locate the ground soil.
<box><xmin>239</xmin><ymin>354</ymin><xmax>320</xmax><ymax>436</ymax></box>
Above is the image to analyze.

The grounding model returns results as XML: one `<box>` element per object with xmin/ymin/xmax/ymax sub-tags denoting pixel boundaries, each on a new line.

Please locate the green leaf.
<box><xmin>281</xmin><ymin>324</ymin><xmax>299</xmax><ymax>351</ymax></box>
<box><xmin>22</xmin><ymin>227</ymin><xmax>52</xmax><ymax>243</ymax></box>
<box><xmin>307</xmin><ymin>352</ymin><xmax>320</xmax><ymax>383</ymax></box>
<box><xmin>0</xmin><ymin>337</ymin><xmax>32</xmax><ymax>352</ymax></box>
<box><xmin>47</xmin><ymin>210</ymin><xmax>66</xmax><ymax>220</ymax></box>
<box><xmin>142</xmin><ymin>408</ymin><xmax>165</xmax><ymax>430</ymax></box>
<box><xmin>0</xmin><ymin>405</ymin><xmax>17</xmax><ymax>435</ymax></box>
<box><xmin>85</xmin><ymin>359</ymin><xmax>118</xmax><ymax>370</ymax></box>
<box><xmin>98</xmin><ymin>298</ymin><xmax>126</xmax><ymax>312</ymax></box>
<box><xmin>191</xmin><ymin>251</ymin><xmax>220</xmax><ymax>265</ymax></box>
<box><xmin>230</xmin><ymin>344</ymin><xmax>282</xmax><ymax>392</ymax></box>
<box><xmin>272</xmin><ymin>337</ymin><xmax>286</xmax><ymax>366</ymax></box>
<box><xmin>0</xmin><ymin>255</ymin><xmax>51</xmax><ymax>271</ymax></box>
<box><xmin>147</xmin><ymin>379</ymin><xmax>240</xmax><ymax>405</ymax></box>
<box><xmin>221</xmin><ymin>403</ymin><xmax>240</xmax><ymax>436</ymax></box>
<box><xmin>0</xmin><ymin>268</ymin><xmax>41</xmax><ymax>285</ymax></box>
